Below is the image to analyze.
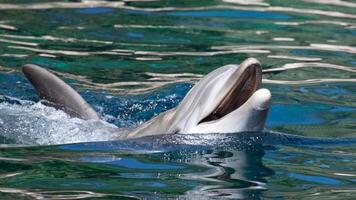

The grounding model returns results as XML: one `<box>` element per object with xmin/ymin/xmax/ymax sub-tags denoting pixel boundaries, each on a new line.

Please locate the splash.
<box><xmin>0</xmin><ymin>97</ymin><xmax>121</xmax><ymax>145</ymax></box>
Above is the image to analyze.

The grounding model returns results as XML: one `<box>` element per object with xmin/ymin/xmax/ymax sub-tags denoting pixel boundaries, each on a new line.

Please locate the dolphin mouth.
<box><xmin>198</xmin><ymin>62</ymin><xmax>262</xmax><ymax>124</ymax></box>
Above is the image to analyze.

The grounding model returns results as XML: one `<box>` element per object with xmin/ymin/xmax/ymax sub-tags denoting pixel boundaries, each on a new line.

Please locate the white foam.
<box><xmin>0</xmin><ymin>100</ymin><xmax>122</xmax><ymax>145</ymax></box>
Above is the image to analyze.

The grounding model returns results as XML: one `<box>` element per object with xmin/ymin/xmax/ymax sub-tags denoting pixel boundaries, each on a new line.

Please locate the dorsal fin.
<box><xmin>22</xmin><ymin>64</ymin><xmax>100</xmax><ymax>120</ymax></box>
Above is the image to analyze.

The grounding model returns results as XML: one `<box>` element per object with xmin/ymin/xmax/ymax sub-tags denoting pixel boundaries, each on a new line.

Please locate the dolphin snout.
<box><xmin>250</xmin><ymin>88</ymin><xmax>271</xmax><ymax>110</ymax></box>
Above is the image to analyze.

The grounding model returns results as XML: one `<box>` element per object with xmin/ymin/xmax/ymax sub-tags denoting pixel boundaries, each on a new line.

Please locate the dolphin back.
<box><xmin>22</xmin><ymin>64</ymin><xmax>100</xmax><ymax>120</ymax></box>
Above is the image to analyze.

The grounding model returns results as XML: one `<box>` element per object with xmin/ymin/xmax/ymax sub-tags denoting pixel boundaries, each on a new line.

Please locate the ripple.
<box><xmin>1</xmin><ymin>61</ymin><xmax>354</xmax><ymax>95</ymax></box>
<box><xmin>0</xmin><ymin>188</ymin><xmax>131</xmax><ymax>200</ymax></box>
<box><xmin>263</xmin><ymin>62</ymin><xmax>356</xmax><ymax>73</ymax></box>
<box><xmin>272</xmin><ymin>37</ymin><xmax>295</xmax><ymax>41</ymax></box>
<box><xmin>58</xmin><ymin>26</ymin><xmax>85</xmax><ymax>30</ymax></box>
<box><xmin>8</xmin><ymin>45</ymin><xmax>92</xmax><ymax>56</ymax></box>
<box><xmin>0</xmin><ymin>157</ymin><xmax>25</xmax><ymax>161</ymax></box>
<box><xmin>134</xmin><ymin>57</ymin><xmax>162</xmax><ymax>61</ymax></box>
<box><xmin>275</xmin><ymin>20</ymin><xmax>356</xmax><ymax>28</ymax></box>
<box><xmin>0</xmin><ymin>38</ymin><xmax>38</xmax><ymax>46</ymax></box>
<box><xmin>222</xmin><ymin>0</ymin><xmax>269</xmax><ymax>6</ymax></box>
<box><xmin>0</xmin><ymin>2</ymin><xmax>354</xmax><ymax>20</ymax></box>
<box><xmin>0</xmin><ymin>24</ymin><xmax>17</xmax><ymax>31</ymax></box>
<box><xmin>333</xmin><ymin>173</ymin><xmax>356</xmax><ymax>177</ymax></box>
<box><xmin>134</xmin><ymin>49</ymin><xmax>270</xmax><ymax>57</ymax></box>
<box><xmin>212</xmin><ymin>44</ymin><xmax>356</xmax><ymax>54</ymax></box>
<box><xmin>80</xmin><ymin>157</ymin><xmax>184</xmax><ymax>170</ymax></box>
<box><xmin>7</xmin><ymin>45</ymin><xmax>270</xmax><ymax>57</ymax></box>
<box><xmin>0</xmin><ymin>1</ymin><xmax>125</xmax><ymax>10</ymax></box>
<box><xmin>289</xmin><ymin>172</ymin><xmax>342</xmax><ymax>185</ymax></box>
<box><xmin>0</xmin><ymin>54</ymin><xmax>28</xmax><ymax>58</ymax></box>
<box><xmin>38</xmin><ymin>53</ymin><xmax>57</xmax><ymax>58</ymax></box>
<box><xmin>7</xmin><ymin>45</ymin><xmax>130</xmax><ymax>56</ymax></box>
<box><xmin>263</xmin><ymin>78</ymin><xmax>356</xmax><ymax>84</ymax></box>
<box><xmin>0</xmin><ymin>65</ymin><xmax>15</xmax><ymax>73</ymax></box>
<box><xmin>267</xmin><ymin>55</ymin><xmax>322</xmax><ymax>61</ymax></box>
<box><xmin>116</xmin><ymin>24</ymin><xmax>249</xmax><ymax>35</ymax></box>
<box><xmin>310</xmin><ymin>44</ymin><xmax>356</xmax><ymax>54</ymax></box>
<box><xmin>10</xmin><ymin>61</ymin><xmax>352</xmax><ymax>95</ymax></box>
<box><xmin>302</xmin><ymin>0</ymin><xmax>356</xmax><ymax>8</ymax></box>
<box><xmin>0</xmin><ymin>172</ymin><xmax>22</xmax><ymax>179</ymax></box>
<box><xmin>0</xmin><ymin>34</ymin><xmax>113</xmax><ymax>45</ymax></box>
<box><xmin>122</xmin><ymin>5</ymin><xmax>356</xmax><ymax>19</ymax></box>
<box><xmin>114</xmin><ymin>24</ymin><xmax>186</xmax><ymax>29</ymax></box>
<box><xmin>71</xmin><ymin>73</ymin><xmax>201</xmax><ymax>94</ymax></box>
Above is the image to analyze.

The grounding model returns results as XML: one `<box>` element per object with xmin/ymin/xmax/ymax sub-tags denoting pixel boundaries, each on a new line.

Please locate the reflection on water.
<box><xmin>0</xmin><ymin>133</ymin><xmax>355</xmax><ymax>199</ymax></box>
<box><xmin>0</xmin><ymin>0</ymin><xmax>355</xmax><ymax>199</ymax></box>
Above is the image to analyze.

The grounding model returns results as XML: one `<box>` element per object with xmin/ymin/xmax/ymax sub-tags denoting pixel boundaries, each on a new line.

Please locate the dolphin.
<box><xmin>22</xmin><ymin>58</ymin><xmax>271</xmax><ymax>139</ymax></box>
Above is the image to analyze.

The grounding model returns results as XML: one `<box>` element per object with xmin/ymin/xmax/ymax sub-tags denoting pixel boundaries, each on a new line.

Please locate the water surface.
<box><xmin>0</xmin><ymin>0</ymin><xmax>355</xmax><ymax>199</ymax></box>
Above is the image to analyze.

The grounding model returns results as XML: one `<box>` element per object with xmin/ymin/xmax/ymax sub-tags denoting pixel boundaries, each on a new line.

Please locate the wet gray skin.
<box><xmin>22</xmin><ymin>64</ymin><xmax>100</xmax><ymax>120</ymax></box>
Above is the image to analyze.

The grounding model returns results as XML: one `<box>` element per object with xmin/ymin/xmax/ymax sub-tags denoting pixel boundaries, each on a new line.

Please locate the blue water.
<box><xmin>0</xmin><ymin>0</ymin><xmax>355</xmax><ymax>199</ymax></box>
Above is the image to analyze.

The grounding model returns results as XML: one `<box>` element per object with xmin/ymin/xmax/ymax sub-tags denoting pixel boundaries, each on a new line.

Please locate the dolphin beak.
<box><xmin>250</xmin><ymin>88</ymin><xmax>271</xmax><ymax>110</ymax></box>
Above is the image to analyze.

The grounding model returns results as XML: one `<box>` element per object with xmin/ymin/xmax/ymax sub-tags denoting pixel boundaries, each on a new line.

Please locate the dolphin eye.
<box><xmin>173</xmin><ymin>129</ymin><xmax>180</xmax><ymax>134</ymax></box>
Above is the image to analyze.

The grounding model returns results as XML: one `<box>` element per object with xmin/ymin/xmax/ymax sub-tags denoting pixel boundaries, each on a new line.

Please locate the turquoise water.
<box><xmin>0</xmin><ymin>0</ymin><xmax>355</xmax><ymax>199</ymax></box>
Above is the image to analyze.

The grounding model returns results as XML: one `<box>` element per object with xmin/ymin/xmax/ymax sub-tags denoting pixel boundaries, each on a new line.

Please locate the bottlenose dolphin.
<box><xmin>22</xmin><ymin>58</ymin><xmax>271</xmax><ymax>139</ymax></box>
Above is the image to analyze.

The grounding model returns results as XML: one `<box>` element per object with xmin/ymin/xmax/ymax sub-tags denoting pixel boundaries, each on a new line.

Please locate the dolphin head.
<box><xmin>170</xmin><ymin>58</ymin><xmax>271</xmax><ymax>134</ymax></box>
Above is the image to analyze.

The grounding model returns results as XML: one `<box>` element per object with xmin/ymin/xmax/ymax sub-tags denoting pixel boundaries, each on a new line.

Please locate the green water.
<box><xmin>0</xmin><ymin>0</ymin><xmax>355</xmax><ymax>199</ymax></box>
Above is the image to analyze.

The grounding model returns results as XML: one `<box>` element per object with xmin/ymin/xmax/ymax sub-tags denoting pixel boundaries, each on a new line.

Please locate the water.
<box><xmin>0</xmin><ymin>0</ymin><xmax>355</xmax><ymax>199</ymax></box>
